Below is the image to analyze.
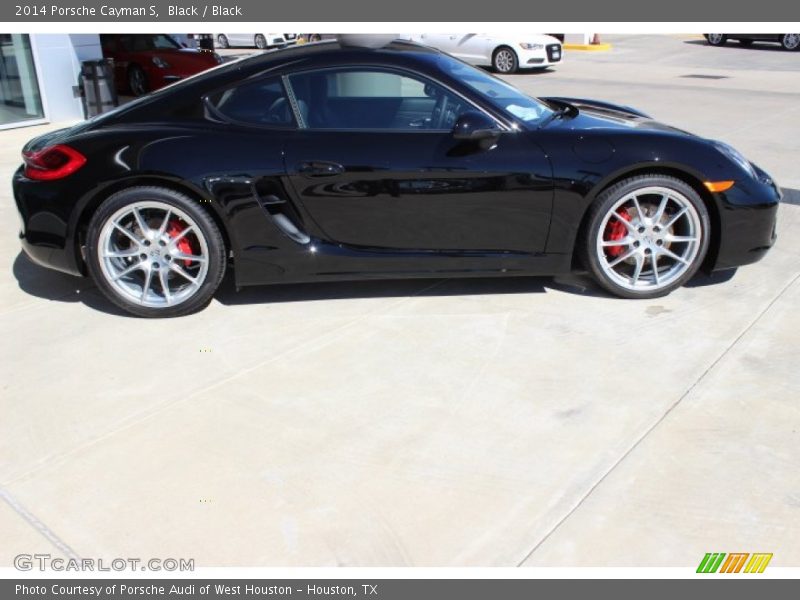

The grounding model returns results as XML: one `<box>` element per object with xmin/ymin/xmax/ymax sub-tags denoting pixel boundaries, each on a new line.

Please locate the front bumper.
<box><xmin>518</xmin><ymin>43</ymin><xmax>563</xmax><ymax>66</ymax></box>
<box><xmin>711</xmin><ymin>163</ymin><xmax>780</xmax><ymax>271</ymax></box>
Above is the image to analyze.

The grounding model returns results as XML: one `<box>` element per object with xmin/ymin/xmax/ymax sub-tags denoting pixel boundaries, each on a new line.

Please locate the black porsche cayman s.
<box><xmin>13</xmin><ymin>38</ymin><xmax>780</xmax><ymax>317</ymax></box>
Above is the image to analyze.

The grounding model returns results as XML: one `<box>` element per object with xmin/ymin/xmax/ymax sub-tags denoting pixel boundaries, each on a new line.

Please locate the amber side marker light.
<box><xmin>704</xmin><ymin>181</ymin><xmax>735</xmax><ymax>193</ymax></box>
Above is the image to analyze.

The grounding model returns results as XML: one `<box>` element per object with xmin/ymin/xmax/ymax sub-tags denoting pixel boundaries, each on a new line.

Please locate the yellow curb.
<box><xmin>563</xmin><ymin>43</ymin><xmax>613</xmax><ymax>51</ymax></box>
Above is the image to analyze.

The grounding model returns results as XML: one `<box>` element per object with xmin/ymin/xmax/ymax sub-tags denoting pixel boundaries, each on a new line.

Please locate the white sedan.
<box><xmin>214</xmin><ymin>33</ymin><xmax>295</xmax><ymax>50</ymax></box>
<box><xmin>401</xmin><ymin>33</ymin><xmax>563</xmax><ymax>73</ymax></box>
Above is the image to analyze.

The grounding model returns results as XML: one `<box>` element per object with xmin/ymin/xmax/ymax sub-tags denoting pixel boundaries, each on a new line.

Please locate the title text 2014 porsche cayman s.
<box><xmin>13</xmin><ymin>39</ymin><xmax>780</xmax><ymax>317</ymax></box>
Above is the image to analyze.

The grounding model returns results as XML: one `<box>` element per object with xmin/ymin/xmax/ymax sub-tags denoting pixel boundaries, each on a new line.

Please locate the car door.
<box><xmin>282</xmin><ymin>67</ymin><xmax>553</xmax><ymax>253</ymax></box>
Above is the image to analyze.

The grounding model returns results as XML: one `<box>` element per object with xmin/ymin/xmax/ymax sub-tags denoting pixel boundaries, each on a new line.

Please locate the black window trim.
<box><xmin>281</xmin><ymin>64</ymin><xmax>510</xmax><ymax>134</ymax></box>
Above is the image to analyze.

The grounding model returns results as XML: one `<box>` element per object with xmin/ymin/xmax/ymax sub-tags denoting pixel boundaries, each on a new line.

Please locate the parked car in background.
<box><xmin>399</xmin><ymin>33</ymin><xmax>562</xmax><ymax>74</ymax></box>
<box><xmin>704</xmin><ymin>33</ymin><xmax>800</xmax><ymax>51</ymax></box>
<box><xmin>100</xmin><ymin>34</ymin><xmax>222</xmax><ymax>96</ymax></box>
<box><xmin>214</xmin><ymin>33</ymin><xmax>295</xmax><ymax>49</ymax></box>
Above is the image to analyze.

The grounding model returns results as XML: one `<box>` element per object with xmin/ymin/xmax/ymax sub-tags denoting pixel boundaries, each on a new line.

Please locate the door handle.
<box><xmin>296</xmin><ymin>161</ymin><xmax>344</xmax><ymax>177</ymax></box>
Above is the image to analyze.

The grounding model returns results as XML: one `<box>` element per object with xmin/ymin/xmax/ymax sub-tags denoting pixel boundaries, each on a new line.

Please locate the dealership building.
<box><xmin>0</xmin><ymin>33</ymin><xmax>103</xmax><ymax>130</ymax></box>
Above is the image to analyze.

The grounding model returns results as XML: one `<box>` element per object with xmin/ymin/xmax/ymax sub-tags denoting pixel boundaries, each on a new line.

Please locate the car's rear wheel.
<box><xmin>255</xmin><ymin>34</ymin><xmax>268</xmax><ymax>49</ymax></box>
<box><xmin>86</xmin><ymin>187</ymin><xmax>226</xmax><ymax>318</ymax></box>
<box><xmin>705</xmin><ymin>34</ymin><xmax>728</xmax><ymax>46</ymax></box>
<box><xmin>216</xmin><ymin>34</ymin><xmax>229</xmax><ymax>49</ymax></box>
<box><xmin>492</xmin><ymin>46</ymin><xmax>519</xmax><ymax>74</ymax></box>
<box><xmin>128</xmin><ymin>65</ymin><xmax>148</xmax><ymax>96</ymax></box>
<box><xmin>780</xmin><ymin>34</ymin><xmax>800</xmax><ymax>51</ymax></box>
<box><xmin>581</xmin><ymin>175</ymin><xmax>710</xmax><ymax>299</ymax></box>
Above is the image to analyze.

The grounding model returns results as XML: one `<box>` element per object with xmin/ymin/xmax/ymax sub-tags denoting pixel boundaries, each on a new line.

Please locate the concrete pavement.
<box><xmin>1</xmin><ymin>35</ymin><xmax>799</xmax><ymax>568</ymax></box>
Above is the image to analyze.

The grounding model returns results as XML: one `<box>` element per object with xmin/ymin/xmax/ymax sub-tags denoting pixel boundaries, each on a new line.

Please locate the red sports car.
<box><xmin>100</xmin><ymin>34</ymin><xmax>222</xmax><ymax>96</ymax></box>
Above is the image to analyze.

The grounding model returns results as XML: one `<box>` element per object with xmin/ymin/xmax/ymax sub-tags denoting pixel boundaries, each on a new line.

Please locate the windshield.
<box><xmin>435</xmin><ymin>54</ymin><xmax>553</xmax><ymax>125</ymax></box>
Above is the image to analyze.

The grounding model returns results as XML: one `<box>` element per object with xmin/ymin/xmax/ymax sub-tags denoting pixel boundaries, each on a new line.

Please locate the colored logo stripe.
<box><xmin>697</xmin><ymin>552</ymin><xmax>773</xmax><ymax>573</ymax></box>
<box><xmin>744</xmin><ymin>553</ymin><xmax>773</xmax><ymax>573</ymax></box>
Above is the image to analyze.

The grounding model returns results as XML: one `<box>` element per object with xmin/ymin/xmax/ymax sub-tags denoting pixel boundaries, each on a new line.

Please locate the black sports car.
<box><xmin>13</xmin><ymin>39</ymin><xmax>780</xmax><ymax>317</ymax></box>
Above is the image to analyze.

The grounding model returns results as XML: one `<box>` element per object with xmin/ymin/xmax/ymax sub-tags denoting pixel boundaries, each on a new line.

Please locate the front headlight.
<box><xmin>712</xmin><ymin>140</ymin><xmax>757</xmax><ymax>179</ymax></box>
<box><xmin>519</xmin><ymin>42</ymin><xmax>544</xmax><ymax>50</ymax></box>
<box><xmin>152</xmin><ymin>56</ymin><xmax>170</xmax><ymax>69</ymax></box>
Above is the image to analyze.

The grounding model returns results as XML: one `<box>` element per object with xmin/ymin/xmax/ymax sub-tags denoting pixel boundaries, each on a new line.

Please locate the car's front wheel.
<box><xmin>255</xmin><ymin>34</ymin><xmax>268</xmax><ymax>49</ymax></box>
<box><xmin>780</xmin><ymin>34</ymin><xmax>800</xmax><ymax>51</ymax></box>
<box><xmin>492</xmin><ymin>46</ymin><xmax>519</xmax><ymax>74</ymax></box>
<box><xmin>86</xmin><ymin>187</ymin><xmax>226</xmax><ymax>318</ymax></box>
<box><xmin>704</xmin><ymin>34</ymin><xmax>728</xmax><ymax>46</ymax></box>
<box><xmin>216</xmin><ymin>34</ymin><xmax>229</xmax><ymax>49</ymax></box>
<box><xmin>581</xmin><ymin>175</ymin><xmax>710</xmax><ymax>299</ymax></box>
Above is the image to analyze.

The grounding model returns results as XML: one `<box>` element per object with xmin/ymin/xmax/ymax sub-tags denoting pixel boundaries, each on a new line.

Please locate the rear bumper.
<box><xmin>711</xmin><ymin>164</ymin><xmax>780</xmax><ymax>271</ymax></box>
<box><xmin>13</xmin><ymin>166</ymin><xmax>84</xmax><ymax>277</ymax></box>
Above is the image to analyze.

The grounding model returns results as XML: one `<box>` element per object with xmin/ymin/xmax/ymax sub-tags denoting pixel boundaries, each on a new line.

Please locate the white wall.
<box><xmin>29</xmin><ymin>34</ymin><xmax>103</xmax><ymax>123</ymax></box>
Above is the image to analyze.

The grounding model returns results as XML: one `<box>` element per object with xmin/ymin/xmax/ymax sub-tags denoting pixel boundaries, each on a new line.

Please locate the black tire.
<box><xmin>255</xmin><ymin>34</ymin><xmax>267</xmax><ymax>49</ymax></box>
<box><xmin>738</xmin><ymin>39</ymin><xmax>754</xmax><ymax>47</ymax></box>
<box><xmin>309</xmin><ymin>34</ymin><xmax>322</xmax><ymax>42</ymax></box>
<box><xmin>86</xmin><ymin>187</ymin><xmax>227</xmax><ymax>318</ymax></box>
<box><xmin>492</xmin><ymin>46</ymin><xmax>519</xmax><ymax>74</ymax></box>
<box><xmin>216</xmin><ymin>34</ymin><xmax>229</xmax><ymax>49</ymax></box>
<box><xmin>704</xmin><ymin>34</ymin><xmax>728</xmax><ymax>47</ymax></box>
<box><xmin>580</xmin><ymin>174</ymin><xmax>711</xmax><ymax>299</ymax></box>
<box><xmin>127</xmin><ymin>65</ymin><xmax>148</xmax><ymax>96</ymax></box>
<box><xmin>780</xmin><ymin>34</ymin><xmax>800</xmax><ymax>51</ymax></box>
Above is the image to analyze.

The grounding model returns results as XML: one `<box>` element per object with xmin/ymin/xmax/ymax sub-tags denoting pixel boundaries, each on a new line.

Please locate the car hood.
<box><xmin>541</xmin><ymin>96</ymin><xmax>695</xmax><ymax>137</ymax></box>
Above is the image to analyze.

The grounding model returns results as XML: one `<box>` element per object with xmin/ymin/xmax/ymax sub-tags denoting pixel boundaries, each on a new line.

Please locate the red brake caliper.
<box><xmin>604</xmin><ymin>210</ymin><xmax>631</xmax><ymax>257</ymax></box>
<box><xmin>166</xmin><ymin>219</ymin><xmax>195</xmax><ymax>267</ymax></box>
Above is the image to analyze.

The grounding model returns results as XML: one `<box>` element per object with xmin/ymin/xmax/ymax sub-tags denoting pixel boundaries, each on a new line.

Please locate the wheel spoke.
<box><xmin>602</xmin><ymin>237</ymin><xmax>633</xmax><ymax>247</ymax></box>
<box><xmin>157</xmin><ymin>209</ymin><xmax>172</xmax><ymax>236</ymax></box>
<box><xmin>665</xmin><ymin>234</ymin><xmax>698</xmax><ymax>243</ymax></box>
<box><xmin>113</xmin><ymin>222</ymin><xmax>142</xmax><ymax>245</ymax></box>
<box><xmin>631</xmin><ymin>195</ymin><xmax>646</xmax><ymax>222</ymax></box>
<box><xmin>112</xmin><ymin>261</ymin><xmax>143</xmax><ymax>281</ymax></box>
<box><xmin>158</xmin><ymin>268</ymin><xmax>172</xmax><ymax>305</ymax></box>
<box><xmin>103</xmin><ymin>248</ymin><xmax>140</xmax><ymax>259</ymax></box>
<box><xmin>611</xmin><ymin>212</ymin><xmax>637</xmax><ymax>233</ymax></box>
<box><xmin>172</xmin><ymin>252</ymin><xmax>207</xmax><ymax>264</ymax></box>
<box><xmin>169</xmin><ymin>262</ymin><xmax>199</xmax><ymax>285</ymax></box>
<box><xmin>651</xmin><ymin>253</ymin><xmax>660</xmax><ymax>285</ymax></box>
<box><xmin>631</xmin><ymin>253</ymin><xmax>644</xmax><ymax>285</ymax></box>
<box><xmin>140</xmin><ymin>268</ymin><xmax>153</xmax><ymax>301</ymax></box>
<box><xmin>169</xmin><ymin>225</ymin><xmax>194</xmax><ymax>244</ymax></box>
<box><xmin>607</xmin><ymin>247</ymin><xmax>638</xmax><ymax>268</ymax></box>
<box><xmin>653</xmin><ymin>194</ymin><xmax>669</xmax><ymax>224</ymax></box>
<box><xmin>663</xmin><ymin>206</ymin><xmax>688</xmax><ymax>229</ymax></box>
<box><xmin>132</xmin><ymin>207</ymin><xmax>150</xmax><ymax>237</ymax></box>
<box><xmin>659</xmin><ymin>246</ymin><xmax>689</xmax><ymax>265</ymax></box>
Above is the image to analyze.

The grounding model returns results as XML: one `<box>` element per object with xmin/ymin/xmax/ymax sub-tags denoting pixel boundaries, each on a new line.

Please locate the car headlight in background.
<box><xmin>152</xmin><ymin>56</ymin><xmax>170</xmax><ymax>69</ymax></box>
<box><xmin>519</xmin><ymin>42</ymin><xmax>544</xmax><ymax>50</ymax></box>
<box><xmin>712</xmin><ymin>140</ymin><xmax>758</xmax><ymax>179</ymax></box>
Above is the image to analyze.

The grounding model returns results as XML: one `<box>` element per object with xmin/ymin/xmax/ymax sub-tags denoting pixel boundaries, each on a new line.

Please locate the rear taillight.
<box><xmin>23</xmin><ymin>144</ymin><xmax>87</xmax><ymax>181</ymax></box>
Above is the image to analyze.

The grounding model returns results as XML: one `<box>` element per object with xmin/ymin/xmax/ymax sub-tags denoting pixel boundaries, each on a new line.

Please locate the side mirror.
<box><xmin>452</xmin><ymin>111</ymin><xmax>501</xmax><ymax>143</ymax></box>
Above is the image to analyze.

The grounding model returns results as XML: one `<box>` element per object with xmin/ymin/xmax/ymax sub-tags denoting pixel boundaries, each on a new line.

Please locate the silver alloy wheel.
<box><xmin>217</xmin><ymin>34</ymin><xmax>228</xmax><ymax>49</ymax></box>
<box><xmin>494</xmin><ymin>48</ymin><xmax>516</xmax><ymax>73</ymax></box>
<box><xmin>255</xmin><ymin>34</ymin><xmax>267</xmax><ymax>49</ymax></box>
<box><xmin>706</xmin><ymin>34</ymin><xmax>725</xmax><ymax>45</ymax></box>
<box><xmin>782</xmin><ymin>34</ymin><xmax>800</xmax><ymax>50</ymax></box>
<box><xmin>595</xmin><ymin>186</ymin><xmax>703</xmax><ymax>292</ymax></box>
<box><xmin>97</xmin><ymin>201</ymin><xmax>210</xmax><ymax>308</ymax></box>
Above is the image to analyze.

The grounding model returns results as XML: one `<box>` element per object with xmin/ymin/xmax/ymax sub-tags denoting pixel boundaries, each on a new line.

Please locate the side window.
<box><xmin>207</xmin><ymin>77</ymin><xmax>295</xmax><ymax>127</ymax></box>
<box><xmin>286</xmin><ymin>68</ymin><xmax>470</xmax><ymax>131</ymax></box>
